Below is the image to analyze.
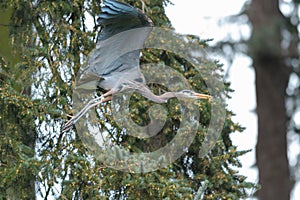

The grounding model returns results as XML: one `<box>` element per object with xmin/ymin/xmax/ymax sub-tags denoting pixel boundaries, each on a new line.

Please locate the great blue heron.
<box><xmin>63</xmin><ymin>0</ymin><xmax>211</xmax><ymax>132</ymax></box>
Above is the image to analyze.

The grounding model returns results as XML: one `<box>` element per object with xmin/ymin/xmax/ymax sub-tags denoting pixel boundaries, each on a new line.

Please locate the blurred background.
<box><xmin>166</xmin><ymin>0</ymin><xmax>300</xmax><ymax>199</ymax></box>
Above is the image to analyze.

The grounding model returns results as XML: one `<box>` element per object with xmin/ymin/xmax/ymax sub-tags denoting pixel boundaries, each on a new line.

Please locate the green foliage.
<box><xmin>0</xmin><ymin>0</ymin><xmax>257</xmax><ymax>199</ymax></box>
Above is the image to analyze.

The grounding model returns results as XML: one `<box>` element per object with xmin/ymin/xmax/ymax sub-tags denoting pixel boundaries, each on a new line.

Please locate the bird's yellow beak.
<box><xmin>195</xmin><ymin>93</ymin><xmax>212</xmax><ymax>100</ymax></box>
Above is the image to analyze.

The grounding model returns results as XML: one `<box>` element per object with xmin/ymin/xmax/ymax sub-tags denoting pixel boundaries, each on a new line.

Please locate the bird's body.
<box><xmin>63</xmin><ymin>0</ymin><xmax>211</xmax><ymax>132</ymax></box>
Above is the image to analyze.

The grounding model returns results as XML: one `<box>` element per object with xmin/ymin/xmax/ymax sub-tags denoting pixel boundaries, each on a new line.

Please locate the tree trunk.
<box><xmin>248</xmin><ymin>0</ymin><xmax>292</xmax><ymax>199</ymax></box>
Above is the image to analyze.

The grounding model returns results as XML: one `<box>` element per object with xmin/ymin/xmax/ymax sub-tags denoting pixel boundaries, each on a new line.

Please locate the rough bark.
<box><xmin>248</xmin><ymin>0</ymin><xmax>292</xmax><ymax>199</ymax></box>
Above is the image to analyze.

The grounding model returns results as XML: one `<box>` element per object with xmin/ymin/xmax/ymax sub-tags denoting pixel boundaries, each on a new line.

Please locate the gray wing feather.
<box><xmin>77</xmin><ymin>0</ymin><xmax>152</xmax><ymax>91</ymax></box>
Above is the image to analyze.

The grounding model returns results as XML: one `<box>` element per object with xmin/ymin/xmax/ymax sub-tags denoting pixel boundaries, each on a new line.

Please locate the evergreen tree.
<box><xmin>0</xmin><ymin>0</ymin><xmax>256</xmax><ymax>199</ymax></box>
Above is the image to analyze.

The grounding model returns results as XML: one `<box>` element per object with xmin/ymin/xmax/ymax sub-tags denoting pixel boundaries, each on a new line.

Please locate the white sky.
<box><xmin>165</xmin><ymin>0</ymin><xmax>299</xmax><ymax>199</ymax></box>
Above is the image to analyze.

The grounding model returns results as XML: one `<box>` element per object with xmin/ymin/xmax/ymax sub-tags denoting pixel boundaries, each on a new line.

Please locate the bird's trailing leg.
<box><xmin>62</xmin><ymin>89</ymin><xmax>115</xmax><ymax>132</ymax></box>
<box><xmin>140</xmin><ymin>0</ymin><xmax>145</xmax><ymax>13</ymax></box>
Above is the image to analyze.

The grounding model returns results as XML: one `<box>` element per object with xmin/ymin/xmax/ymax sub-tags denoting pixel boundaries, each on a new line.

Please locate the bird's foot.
<box><xmin>62</xmin><ymin>115</ymin><xmax>75</xmax><ymax>132</ymax></box>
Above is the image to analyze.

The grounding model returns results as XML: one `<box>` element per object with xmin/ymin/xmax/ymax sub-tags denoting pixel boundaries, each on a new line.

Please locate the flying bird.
<box><xmin>63</xmin><ymin>0</ymin><xmax>211</xmax><ymax>132</ymax></box>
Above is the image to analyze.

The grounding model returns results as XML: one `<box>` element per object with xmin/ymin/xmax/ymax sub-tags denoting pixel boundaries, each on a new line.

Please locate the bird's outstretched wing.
<box><xmin>98</xmin><ymin>0</ymin><xmax>153</xmax><ymax>41</ymax></box>
<box><xmin>77</xmin><ymin>0</ymin><xmax>153</xmax><ymax>91</ymax></box>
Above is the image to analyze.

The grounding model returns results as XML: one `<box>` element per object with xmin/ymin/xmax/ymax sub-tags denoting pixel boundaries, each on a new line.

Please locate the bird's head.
<box><xmin>176</xmin><ymin>90</ymin><xmax>212</xmax><ymax>100</ymax></box>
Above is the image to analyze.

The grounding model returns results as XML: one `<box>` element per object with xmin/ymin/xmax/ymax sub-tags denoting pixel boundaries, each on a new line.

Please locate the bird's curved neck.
<box><xmin>120</xmin><ymin>81</ymin><xmax>176</xmax><ymax>103</ymax></box>
<box><xmin>137</xmin><ymin>87</ymin><xmax>176</xmax><ymax>103</ymax></box>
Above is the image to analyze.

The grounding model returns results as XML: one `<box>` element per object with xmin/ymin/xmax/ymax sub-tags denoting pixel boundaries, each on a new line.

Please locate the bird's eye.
<box><xmin>181</xmin><ymin>90</ymin><xmax>190</xmax><ymax>94</ymax></box>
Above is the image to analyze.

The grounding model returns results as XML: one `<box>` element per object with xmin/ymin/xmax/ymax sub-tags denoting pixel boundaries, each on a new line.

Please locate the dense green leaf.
<box><xmin>0</xmin><ymin>0</ymin><xmax>257</xmax><ymax>199</ymax></box>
